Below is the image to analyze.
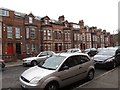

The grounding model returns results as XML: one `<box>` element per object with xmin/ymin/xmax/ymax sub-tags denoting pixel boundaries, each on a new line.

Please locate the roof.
<box><xmin>55</xmin><ymin>52</ymin><xmax>88</xmax><ymax>57</ymax></box>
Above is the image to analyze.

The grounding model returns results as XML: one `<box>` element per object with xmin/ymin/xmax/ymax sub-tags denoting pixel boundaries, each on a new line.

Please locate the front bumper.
<box><xmin>19</xmin><ymin>76</ymin><xmax>46</xmax><ymax>90</ymax></box>
<box><xmin>19</xmin><ymin>77</ymin><xmax>43</xmax><ymax>89</ymax></box>
<box><xmin>23</xmin><ymin>60</ymin><xmax>31</xmax><ymax>65</ymax></box>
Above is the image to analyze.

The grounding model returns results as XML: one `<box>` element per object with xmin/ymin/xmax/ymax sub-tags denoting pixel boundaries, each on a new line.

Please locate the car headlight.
<box><xmin>23</xmin><ymin>60</ymin><xmax>27</xmax><ymax>62</ymax></box>
<box><xmin>104</xmin><ymin>57</ymin><xmax>114</xmax><ymax>63</ymax></box>
<box><xmin>30</xmin><ymin>77</ymin><xmax>41</xmax><ymax>84</ymax></box>
<box><xmin>23</xmin><ymin>60</ymin><xmax>31</xmax><ymax>62</ymax></box>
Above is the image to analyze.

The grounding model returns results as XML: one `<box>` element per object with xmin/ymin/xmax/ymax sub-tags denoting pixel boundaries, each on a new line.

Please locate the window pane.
<box><xmin>7</xmin><ymin>26</ymin><xmax>13</xmax><ymax>39</ymax></box>
<box><xmin>0</xmin><ymin>9</ymin><xmax>9</xmax><ymax>16</ymax></box>
<box><xmin>26</xmin><ymin>44</ymin><xmax>30</xmax><ymax>54</ymax></box>
<box><xmin>26</xmin><ymin>28</ymin><xmax>29</xmax><ymax>39</ymax></box>
<box><xmin>29</xmin><ymin>17</ymin><xmax>33</xmax><ymax>23</ymax></box>
<box><xmin>30</xmin><ymin>28</ymin><xmax>35</xmax><ymax>39</ymax></box>
<box><xmin>16</xmin><ymin>27</ymin><xmax>20</xmax><ymax>39</ymax></box>
<box><xmin>47</xmin><ymin>30</ymin><xmax>51</xmax><ymax>40</ymax></box>
<box><xmin>31</xmin><ymin>43</ymin><xmax>36</xmax><ymax>52</ymax></box>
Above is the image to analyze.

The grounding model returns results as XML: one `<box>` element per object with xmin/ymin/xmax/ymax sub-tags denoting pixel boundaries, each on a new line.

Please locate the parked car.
<box><xmin>114</xmin><ymin>48</ymin><xmax>120</xmax><ymax>66</ymax></box>
<box><xmin>83</xmin><ymin>48</ymin><xmax>98</xmax><ymax>57</ymax></box>
<box><xmin>65</xmin><ymin>48</ymin><xmax>81</xmax><ymax>53</ymax></box>
<box><xmin>22</xmin><ymin>51</ymin><xmax>56</xmax><ymax>66</ymax></box>
<box><xmin>94</xmin><ymin>47</ymin><xmax>119</xmax><ymax>69</ymax></box>
<box><xmin>20</xmin><ymin>53</ymin><xmax>95</xmax><ymax>90</ymax></box>
<box><xmin>0</xmin><ymin>59</ymin><xmax>5</xmax><ymax>69</ymax></box>
<box><xmin>97</xmin><ymin>47</ymin><xmax>104</xmax><ymax>52</ymax></box>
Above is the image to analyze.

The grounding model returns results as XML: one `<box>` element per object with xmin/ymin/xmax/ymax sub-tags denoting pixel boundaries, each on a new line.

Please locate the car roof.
<box><xmin>56</xmin><ymin>52</ymin><xmax>88</xmax><ymax>57</ymax></box>
<box><xmin>40</xmin><ymin>51</ymin><xmax>55</xmax><ymax>53</ymax></box>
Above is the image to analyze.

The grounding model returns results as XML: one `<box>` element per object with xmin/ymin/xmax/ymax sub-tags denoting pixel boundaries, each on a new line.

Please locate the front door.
<box><xmin>7</xmin><ymin>43</ymin><xmax>13</xmax><ymax>54</ymax></box>
<box><xmin>16</xmin><ymin>43</ymin><xmax>21</xmax><ymax>59</ymax></box>
<box><xmin>58</xmin><ymin>56</ymin><xmax>81</xmax><ymax>87</ymax></box>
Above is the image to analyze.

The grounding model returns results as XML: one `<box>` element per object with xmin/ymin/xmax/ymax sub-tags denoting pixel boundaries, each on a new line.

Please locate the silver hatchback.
<box><xmin>20</xmin><ymin>53</ymin><xmax>95</xmax><ymax>90</ymax></box>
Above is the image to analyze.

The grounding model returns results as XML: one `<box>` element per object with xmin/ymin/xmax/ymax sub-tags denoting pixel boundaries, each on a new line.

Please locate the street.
<box><xmin>1</xmin><ymin>65</ymin><xmax>109</xmax><ymax>90</ymax></box>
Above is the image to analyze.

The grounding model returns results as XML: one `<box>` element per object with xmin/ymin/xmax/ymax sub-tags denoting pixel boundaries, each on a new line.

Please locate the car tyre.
<box><xmin>87</xmin><ymin>70</ymin><xmax>94</xmax><ymax>81</ymax></box>
<box><xmin>44</xmin><ymin>82</ymin><xmax>59</xmax><ymax>90</ymax></box>
<box><xmin>31</xmin><ymin>61</ymin><xmax>37</xmax><ymax>66</ymax></box>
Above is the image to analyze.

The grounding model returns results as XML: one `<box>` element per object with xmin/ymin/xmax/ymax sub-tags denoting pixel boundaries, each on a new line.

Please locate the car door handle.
<box><xmin>79</xmin><ymin>67</ymin><xmax>82</xmax><ymax>69</ymax></box>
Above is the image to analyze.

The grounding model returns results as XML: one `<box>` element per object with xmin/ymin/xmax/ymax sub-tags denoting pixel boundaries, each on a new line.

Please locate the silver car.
<box><xmin>22</xmin><ymin>51</ymin><xmax>55</xmax><ymax>66</ymax></box>
<box><xmin>65</xmin><ymin>48</ymin><xmax>82</xmax><ymax>53</ymax></box>
<box><xmin>20</xmin><ymin>53</ymin><xmax>95</xmax><ymax>90</ymax></box>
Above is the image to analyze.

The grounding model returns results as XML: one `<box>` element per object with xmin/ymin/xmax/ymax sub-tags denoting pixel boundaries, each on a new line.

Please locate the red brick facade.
<box><xmin>0</xmin><ymin>8</ymin><xmax>112</xmax><ymax>62</ymax></box>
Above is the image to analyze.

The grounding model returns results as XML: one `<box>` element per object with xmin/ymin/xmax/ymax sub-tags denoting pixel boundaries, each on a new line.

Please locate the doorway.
<box><xmin>16</xmin><ymin>43</ymin><xmax>21</xmax><ymax>59</ymax></box>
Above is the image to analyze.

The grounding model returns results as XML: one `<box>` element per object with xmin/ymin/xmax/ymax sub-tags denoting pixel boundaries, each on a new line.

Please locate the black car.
<box><xmin>94</xmin><ymin>47</ymin><xmax>120</xmax><ymax>69</ymax></box>
<box><xmin>84</xmin><ymin>48</ymin><xmax>98</xmax><ymax>57</ymax></box>
<box><xmin>114</xmin><ymin>48</ymin><xmax>120</xmax><ymax>66</ymax></box>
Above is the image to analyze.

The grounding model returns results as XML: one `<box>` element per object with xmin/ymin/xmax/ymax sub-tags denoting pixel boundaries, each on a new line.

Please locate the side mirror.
<box><xmin>60</xmin><ymin>65</ymin><xmax>69</xmax><ymax>71</ymax></box>
<box><xmin>47</xmin><ymin>55</ymin><xmax>52</xmax><ymax>58</ymax></box>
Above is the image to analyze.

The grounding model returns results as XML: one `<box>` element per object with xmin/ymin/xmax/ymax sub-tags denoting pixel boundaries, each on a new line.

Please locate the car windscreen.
<box><xmin>97</xmin><ymin>49</ymin><xmax>116</xmax><ymax>56</ymax></box>
<box><xmin>38</xmin><ymin>55</ymin><xmax>66</xmax><ymax>70</ymax></box>
<box><xmin>37</xmin><ymin>52</ymin><xmax>47</xmax><ymax>57</ymax></box>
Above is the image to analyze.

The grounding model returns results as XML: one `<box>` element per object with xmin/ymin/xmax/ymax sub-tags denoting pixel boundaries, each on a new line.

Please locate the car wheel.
<box><xmin>31</xmin><ymin>61</ymin><xmax>37</xmax><ymax>66</ymax></box>
<box><xmin>45</xmin><ymin>82</ymin><xmax>59</xmax><ymax>90</ymax></box>
<box><xmin>87</xmin><ymin>70</ymin><xmax>94</xmax><ymax>81</ymax></box>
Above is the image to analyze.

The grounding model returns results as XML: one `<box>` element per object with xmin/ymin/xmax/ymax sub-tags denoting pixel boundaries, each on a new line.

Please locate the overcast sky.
<box><xmin>1</xmin><ymin>0</ymin><xmax>119</xmax><ymax>34</ymax></box>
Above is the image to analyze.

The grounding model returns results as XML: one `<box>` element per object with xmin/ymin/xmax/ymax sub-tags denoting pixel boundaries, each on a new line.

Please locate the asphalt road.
<box><xmin>1</xmin><ymin>65</ymin><xmax>109</xmax><ymax>90</ymax></box>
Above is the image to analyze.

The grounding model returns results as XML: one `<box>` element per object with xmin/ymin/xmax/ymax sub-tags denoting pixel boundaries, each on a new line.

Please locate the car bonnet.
<box><xmin>21</xmin><ymin>66</ymin><xmax>55</xmax><ymax>81</ymax></box>
<box><xmin>23</xmin><ymin>57</ymin><xmax>38</xmax><ymax>60</ymax></box>
<box><xmin>94</xmin><ymin>55</ymin><xmax>114</xmax><ymax>62</ymax></box>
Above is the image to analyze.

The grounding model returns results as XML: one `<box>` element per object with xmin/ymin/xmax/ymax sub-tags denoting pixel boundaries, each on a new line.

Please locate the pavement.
<box><xmin>74</xmin><ymin>67</ymin><xmax>119</xmax><ymax>90</ymax></box>
<box><xmin>5</xmin><ymin>60</ymin><xmax>120</xmax><ymax>89</ymax></box>
<box><xmin>5</xmin><ymin>60</ymin><xmax>23</xmax><ymax>68</ymax></box>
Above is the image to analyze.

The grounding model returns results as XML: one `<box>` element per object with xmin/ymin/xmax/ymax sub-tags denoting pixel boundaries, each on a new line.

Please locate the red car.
<box><xmin>0</xmin><ymin>60</ymin><xmax>5</xmax><ymax>68</ymax></box>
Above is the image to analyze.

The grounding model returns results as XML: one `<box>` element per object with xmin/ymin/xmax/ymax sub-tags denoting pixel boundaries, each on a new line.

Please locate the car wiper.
<box><xmin>46</xmin><ymin>68</ymin><xmax>56</xmax><ymax>70</ymax></box>
<box><xmin>39</xmin><ymin>65</ymin><xmax>55</xmax><ymax>70</ymax></box>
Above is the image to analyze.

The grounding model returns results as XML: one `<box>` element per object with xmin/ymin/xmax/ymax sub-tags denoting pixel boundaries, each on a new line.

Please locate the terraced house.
<box><xmin>0</xmin><ymin>8</ymin><xmax>111</xmax><ymax>62</ymax></box>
